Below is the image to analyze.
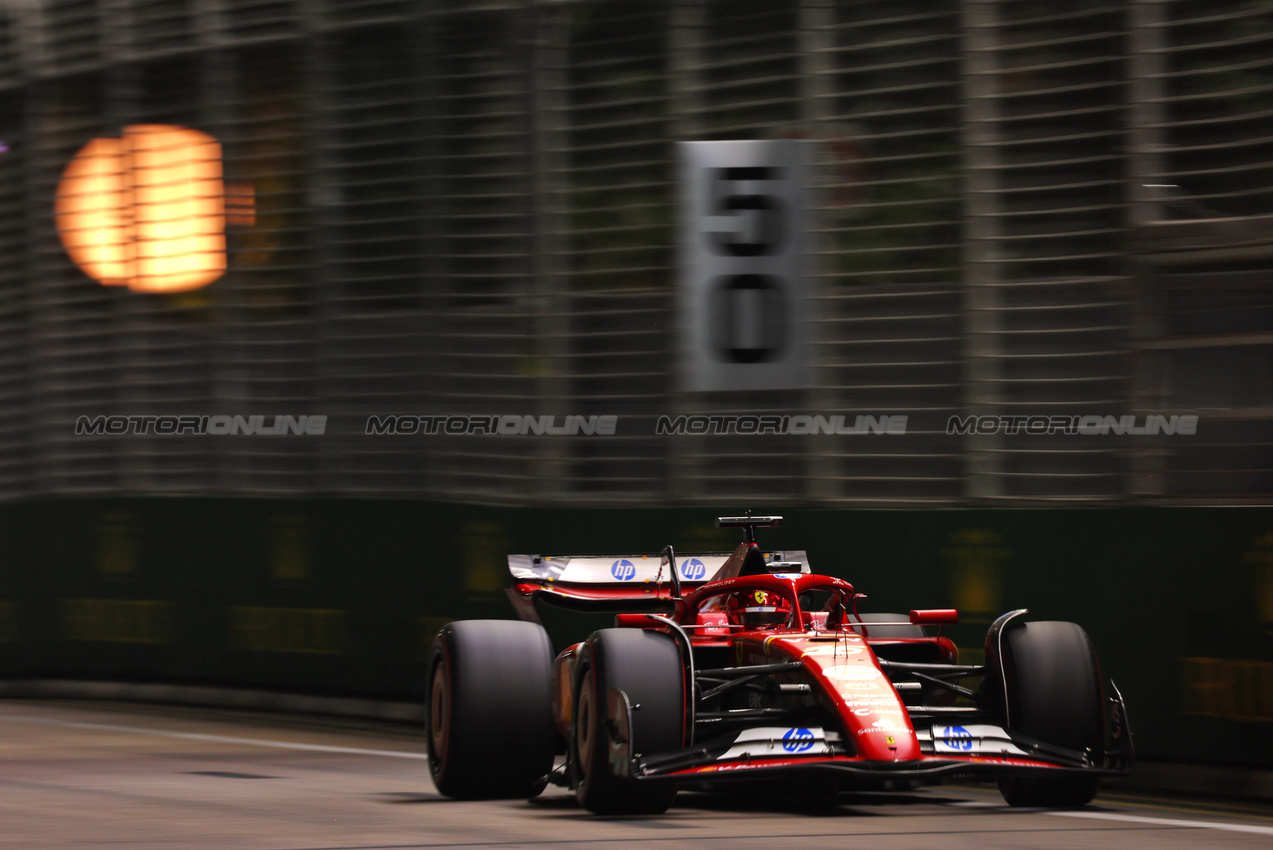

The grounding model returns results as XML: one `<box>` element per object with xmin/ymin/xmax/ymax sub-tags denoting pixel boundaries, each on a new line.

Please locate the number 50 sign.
<box><xmin>678</xmin><ymin>140</ymin><xmax>809</xmax><ymax>391</ymax></box>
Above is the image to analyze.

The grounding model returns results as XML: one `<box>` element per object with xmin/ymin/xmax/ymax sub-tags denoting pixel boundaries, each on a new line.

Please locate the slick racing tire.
<box><xmin>572</xmin><ymin>628</ymin><xmax>684</xmax><ymax>815</ymax></box>
<box><xmin>849</xmin><ymin>612</ymin><xmax>926</xmax><ymax>639</ymax></box>
<box><xmin>427</xmin><ymin>619</ymin><xmax>557</xmax><ymax>799</ymax></box>
<box><xmin>995</xmin><ymin>620</ymin><xmax>1104</xmax><ymax>808</ymax></box>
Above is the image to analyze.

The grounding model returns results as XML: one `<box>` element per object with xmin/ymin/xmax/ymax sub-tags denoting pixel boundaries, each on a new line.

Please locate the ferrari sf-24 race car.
<box><xmin>426</xmin><ymin>515</ymin><xmax>1132</xmax><ymax>814</ymax></box>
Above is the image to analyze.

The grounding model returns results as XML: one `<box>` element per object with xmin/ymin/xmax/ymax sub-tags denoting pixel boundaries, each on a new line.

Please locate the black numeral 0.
<box><xmin>710</xmin><ymin>274</ymin><xmax>787</xmax><ymax>364</ymax></box>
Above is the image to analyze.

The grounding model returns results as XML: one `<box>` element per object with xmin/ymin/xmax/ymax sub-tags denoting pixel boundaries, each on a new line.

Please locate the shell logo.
<box><xmin>55</xmin><ymin>124</ymin><xmax>253</xmax><ymax>293</ymax></box>
<box><xmin>801</xmin><ymin>644</ymin><xmax>864</xmax><ymax>657</ymax></box>
<box><xmin>823</xmin><ymin>665</ymin><xmax>878</xmax><ymax>680</ymax></box>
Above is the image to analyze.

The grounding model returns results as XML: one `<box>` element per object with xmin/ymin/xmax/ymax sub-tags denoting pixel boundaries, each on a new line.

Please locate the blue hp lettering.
<box><xmin>781</xmin><ymin>727</ymin><xmax>815</xmax><ymax>753</ymax></box>
<box><xmin>945</xmin><ymin>726</ymin><xmax>973</xmax><ymax>751</ymax></box>
<box><xmin>680</xmin><ymin>558</ymin><xmax>706</xmax><ymax>580</ymax></box>
<box><xmin>610</xmin><ymin>559</ymin><xmax>636</xmax><ymax>581</ymax></box>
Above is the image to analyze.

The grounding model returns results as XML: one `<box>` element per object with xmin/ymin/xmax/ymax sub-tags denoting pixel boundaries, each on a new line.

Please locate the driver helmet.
<box><xmin>727</xmin><ymin>588</ymin><xmax>791</xmax><ymax>629</ymax></box>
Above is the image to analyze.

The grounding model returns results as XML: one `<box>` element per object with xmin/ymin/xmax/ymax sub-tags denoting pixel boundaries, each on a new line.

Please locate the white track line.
<box><xmin>5</xmin><ymin>712</ymin><xmax>1272</xmax><ymax>836</ymax></box>
<box><xmin>1050</xmin><ymin>810</ymin><xmax>1273</xmax><ymax>836</ymax></box>
<box><xmin>0</xmin><ymin>713</ymin><xmax>430</xmax><ymax>760</ymax></box>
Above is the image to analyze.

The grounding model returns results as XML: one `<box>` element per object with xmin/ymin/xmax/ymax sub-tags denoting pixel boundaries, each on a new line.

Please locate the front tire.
<box><xmin>426</xmin><ymin>620</ymin><xmax>557</xmax><ymax>799</ymax></box>
<box><xmin>995</xmin><ymin>620</ymin><xmax>1104</xmax><ymax>807</ymax></box>
<box><xmin>572</xmin><ymin>628</ymin><xmax>684</xmax><ymax>815</ymax></box>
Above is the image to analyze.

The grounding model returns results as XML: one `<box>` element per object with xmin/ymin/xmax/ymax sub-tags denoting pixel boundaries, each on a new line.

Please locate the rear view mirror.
<box><xmin>909</xmin><ymin>609</ymin><xmax>958</xmax><ymax>625</ymax></box>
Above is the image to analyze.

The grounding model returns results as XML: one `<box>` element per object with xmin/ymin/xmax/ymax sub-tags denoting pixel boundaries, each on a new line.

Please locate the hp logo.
<box><xmin>680</xmin><ymin>558</ymin><xmax>707</xmax><ymax>580</ymax></box>
<box><xmin>610</xmin><ymin>559</ymin><xmax>636</xmax><ymax>581</ymax></box>
<box><xmin>944</xmin><ymin>726</ymin><xmax>973</xmax><ymax>751</ymax></box>
<box><xmin>781</xmin><ymin>727</ymin><xmax>815</xmax><ymax>753</ymax></box>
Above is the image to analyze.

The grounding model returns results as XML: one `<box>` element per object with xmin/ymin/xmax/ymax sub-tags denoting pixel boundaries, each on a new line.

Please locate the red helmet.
<box><xmin>726</xmin><ymin>588</ymin><xmax>792</xmax><ymax>629</ymax></box>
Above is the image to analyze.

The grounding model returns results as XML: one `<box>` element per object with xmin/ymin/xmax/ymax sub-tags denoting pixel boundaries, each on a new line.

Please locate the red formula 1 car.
<box><xmin>426</xmin><ymin>515</ymin><xmax>1132</xmax><ymax>814</ymax></box>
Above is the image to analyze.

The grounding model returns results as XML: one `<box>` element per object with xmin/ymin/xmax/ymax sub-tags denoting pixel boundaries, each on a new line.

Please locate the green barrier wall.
<box><xmin>0</xmin><ymin>498</ymin><xmax>1269</xmax><ymax>768</ymax></box>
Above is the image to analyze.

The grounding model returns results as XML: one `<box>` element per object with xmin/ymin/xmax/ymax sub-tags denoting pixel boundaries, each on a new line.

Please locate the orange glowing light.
<box><xmin>56</xmin><ymin>124</ymin><xmax>242</xmax><ymax>293</ymax></box>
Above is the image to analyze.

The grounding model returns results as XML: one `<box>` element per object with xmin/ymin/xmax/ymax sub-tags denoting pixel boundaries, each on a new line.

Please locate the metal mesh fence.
<box><xmin>0</xmin><ymin>0</ymin><xmax>1268</xmax><ymax>505</ymax></box>
<box><xmin>963</xmin><ymin>0</ymin><xmax>1132</xmax><ymax>501</ymax></box>
<box><xmin>1131</xmin><ymin>0</ymin><xmax>1273</xmax><ymax>500</ymax></box>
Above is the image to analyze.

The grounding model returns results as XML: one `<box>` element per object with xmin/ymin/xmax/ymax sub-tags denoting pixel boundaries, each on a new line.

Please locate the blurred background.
<box><xmin>0</xmin><ymin>0</ymin><xmax>1269</xmax><ymax>505</ymax></box>
<box><xmin>0</xmin><ymin>1</ymin><xmax>1270</xmax><ymax>768</ymax></box>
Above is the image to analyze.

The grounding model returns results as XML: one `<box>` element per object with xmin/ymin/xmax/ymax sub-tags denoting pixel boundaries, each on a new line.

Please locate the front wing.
<box><xmin>602</xmin><ymin>687</ymin><xmax>1133</xmax><ymax>789</ymax></box>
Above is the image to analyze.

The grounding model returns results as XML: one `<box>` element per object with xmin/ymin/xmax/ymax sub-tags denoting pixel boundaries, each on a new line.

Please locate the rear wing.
<box><xmin>508</xmin><ymin>553</ymin><xmax>736</xmax><ymax>584</ymax></box>
<box><xmin>506</xmin><ymin>549</ymin><xmax>811</xmax><ymax>620</ymax></box>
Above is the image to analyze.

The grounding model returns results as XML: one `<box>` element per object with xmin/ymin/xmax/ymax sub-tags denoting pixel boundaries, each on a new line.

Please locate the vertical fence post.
<box><xmin>799</xmin><ymin>0</ymin><xmax>837</xmax><ymax>504</ymax></box>
<box><xmin>99</xmin><ymin>0</ymin><xmax>151</xmax><ymax>493</ymax></box>
<box><xmin>1127</xmin><ymin>0</ymin><xmax>1169</xmax><ymax>498</ymax></box>
<box><xmin>419</xmin><ymin>2</ymin><xmax>450</xmax><ymax>492</ymax></box>
<box><xmin>16</xmin><ymin>1</ymin><xmax>60</xmax><ymax>496</ymax></box>
<box><xmin>194</xmin><ymin>0</ymin><xmax>245</xmax><ymax>493</ymax></box>
<box><xmin>299</xmin><ymin>0</ymin><xmax>341</xmax><ymax>493</ymax></box>
<box><xmin>668</xmin><ymin>0</ymin><xmax>706</xmax><ymax>503</ymax></box>
<box><xmin>412</xmin><ymin>2</ymin><xmax>440</xmax><ymax>491</ymax></box>
<box><xmin>959</xmin><ymin>0</ymin><xmax>1006</xmax><ymax>502</ymax></box>
<box><xmin>531</xmin><ymin>1</ymin><xmax>571</xmax><ymax>501</ymax></box>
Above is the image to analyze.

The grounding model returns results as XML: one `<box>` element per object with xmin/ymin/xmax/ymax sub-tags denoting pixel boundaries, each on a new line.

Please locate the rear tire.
<box><xmin>995</xmin><ymin>621</ymin><xmax>1103</xmax><ymax>808</ymax></box>
<box><xmin>426</xmin><ymin>620</ymin><xmax>557</xmax><ymax>799</ymax></box>
<box><xmin>573</xmin><ymin>628</ymin><xmax>683</xmax><ymax>815</ymax></box>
